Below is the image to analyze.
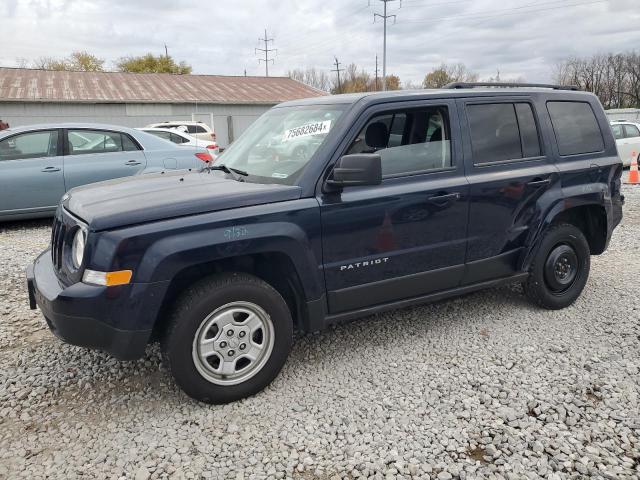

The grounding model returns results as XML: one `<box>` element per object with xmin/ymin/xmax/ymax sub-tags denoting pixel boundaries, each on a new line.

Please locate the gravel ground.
<box><xmin>1</xmin><ymin>186</ymin><xmax>639</xmax><ymax>480</ymax></box>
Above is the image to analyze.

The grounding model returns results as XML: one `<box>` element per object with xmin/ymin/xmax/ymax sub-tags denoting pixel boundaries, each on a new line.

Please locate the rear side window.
<box><xmin>547</xmin><ymin>101</ymin><xmax>604</xmax><ymax>156</ymax></box>
<box><xmin>624</xmin><ymin>124</ymin><xmax>640</xmax><ymax>138</ymax></box>
<box><xmin>467</xmin><ymin>103</ymin><xmax>541</xmax><ymax>164</ymax></box>
<box><xmin>121</xmin><ymin>134</ymin><xmax>140</xmax><ymax>151</ymax></box>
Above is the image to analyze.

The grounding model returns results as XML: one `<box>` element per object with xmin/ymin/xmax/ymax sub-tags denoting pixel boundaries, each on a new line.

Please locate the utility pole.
<box><xmin>374</xmin><ymin>54</ymin><xmax>380</xmax><ymax>91</ymax></box>
<box><xmin>331</xmin><ymin>56</ymin><xmax>344</xmax><ymax>94</ymax></box>
<box><xmin>255</xmin><ymin>29</ymin><xmax>276</xmax><ymax>77</ymax></box>
<box><xmin>373</xmin><ymin>0</ymin><xmax>399</xmax><ymax>90</ymax></box>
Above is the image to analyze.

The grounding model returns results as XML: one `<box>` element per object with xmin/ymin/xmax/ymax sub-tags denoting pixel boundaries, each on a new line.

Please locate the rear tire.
<box><xmin>524</xmin><ymin>223</ymin><xmax>590</xmax><ymax>310</ymax></box>
<box><xmin>161</xmin><ymin>273</ymin><xmax>293</xmax><ymax>404</ymax></box>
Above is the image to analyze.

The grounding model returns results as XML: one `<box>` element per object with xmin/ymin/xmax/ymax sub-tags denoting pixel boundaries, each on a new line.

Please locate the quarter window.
<box><xmin>467</xmin><ymin>103</ymin><xmax>541</xmax><ymax>164</ymax></box>
<box><xmin>623</xmin><ymin>124</ymin><xmax>640</xmax><ymax>138</ymax></box>
<box><xmin>547</xmin><ymin>101</ymin><xmax>604</xmax><ymax>156</ymax></box>
<box><xmin>611</xmin><ymin>124</ymin><xmax>624</xmax><ymax>140</ymax></box>
<box><xmin>0</xmin><ymin>130</ymin><xmax>58</xmax><ymax>161</ymax></box>
<box><xmin>347</xmin><ymin>106</ymin><xmax>453</xmax><ymax>176</ymax></box>
<box><xmin>67</xmin><ymin>130</ymin><xmax>139</xmax><ymax>155</ymax></box>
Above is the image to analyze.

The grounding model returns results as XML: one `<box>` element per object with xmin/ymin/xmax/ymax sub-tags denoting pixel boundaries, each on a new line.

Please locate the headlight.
<box><xmin>71</xmin><ymin>227</ymin><xmax>87</xmax><ymax>269</ymax></box>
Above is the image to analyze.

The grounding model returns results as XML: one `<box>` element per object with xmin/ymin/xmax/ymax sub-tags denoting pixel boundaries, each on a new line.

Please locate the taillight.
<box><xmin>195</xmin><ymin>152</ymin><xmax>213</xmax><ymax>162</ymax></box>
<box><xmin>206</xmin><ymin>144</ymin><xmax>218</xmax><ymax>150</ymax></box>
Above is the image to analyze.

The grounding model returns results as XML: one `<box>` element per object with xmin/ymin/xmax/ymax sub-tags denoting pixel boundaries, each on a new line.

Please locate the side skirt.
<box><xmin>322</xmin><ymin>272</ymin><xmax>529</xmax><ymax>326</ymax></box>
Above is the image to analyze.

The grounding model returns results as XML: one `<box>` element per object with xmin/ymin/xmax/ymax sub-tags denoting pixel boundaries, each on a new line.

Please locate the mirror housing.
<box><xmin>326</xmin><ymin>154</ymin><xmax>382</xmax><ymax>188</ymax></box>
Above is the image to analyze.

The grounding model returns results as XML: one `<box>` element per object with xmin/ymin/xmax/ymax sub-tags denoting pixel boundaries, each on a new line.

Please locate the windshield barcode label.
<box><xmin>283</xmin><ymin>120</ymin><xmax>331</xmax><ymax>142</ymax></box>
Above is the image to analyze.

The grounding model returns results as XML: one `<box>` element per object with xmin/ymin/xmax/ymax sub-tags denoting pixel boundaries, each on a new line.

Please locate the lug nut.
<box><xmin>228</xmin><ymin>350</ymin><xmax>235</xmax><ymax>356</ymax></box>
<box><xmin>239</xmin><ymin>343</ymin><xmax>246</xmax><ymax>350</ymax></box>
<box><xmin>219</xmin><ymin>341</ymin><xmax>227</xmax><ymax>348</ymax></box>
<box><xmin>239</xmin><ymin>331</ymin><xmax>246</xmax><ymax>338</ymax></box>
<box><xmin>227</xmin><ymin>330</ymin><xmax>234</xmax><ymax>336</ymax></box>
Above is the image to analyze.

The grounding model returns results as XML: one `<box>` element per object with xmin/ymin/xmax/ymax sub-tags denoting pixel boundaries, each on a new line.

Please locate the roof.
<box><xmin>0</xmin><ymin>67</ymin><xmax>327</xmax><ymax>105</ymax></box>
<box><xmin>278</xmin><ymin>86</ymin><xmax>594</xmax><ymax>108</ymax></box>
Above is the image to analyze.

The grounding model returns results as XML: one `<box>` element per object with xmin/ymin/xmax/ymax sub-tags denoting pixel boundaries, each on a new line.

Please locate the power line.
<box><xmin>331</xmin><ymin>56</ymin><xmax>345</xmax><ymax>93</ymax></box>
<box><xmin>373</xmin><ymin>0</ymin><xmax>400</xmax><ymax>90</ymax></box>
<box><xmin>255</xmin><ymin>28</ymin><xmax>276</xmax><ymax>77</ymax></box>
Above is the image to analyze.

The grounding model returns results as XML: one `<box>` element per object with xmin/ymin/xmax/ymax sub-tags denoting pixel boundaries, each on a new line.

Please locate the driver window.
<box><xmin>347</xmin><ymin>106</ymin><xmax>452</xmax><ymax>176</ymax></box>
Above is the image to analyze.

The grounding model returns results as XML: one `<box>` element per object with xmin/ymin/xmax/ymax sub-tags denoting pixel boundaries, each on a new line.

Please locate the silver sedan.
<box><xmin>0</xmin><ymin>123</ymin><xmax>214</xmax><ymax>221</ymax></box>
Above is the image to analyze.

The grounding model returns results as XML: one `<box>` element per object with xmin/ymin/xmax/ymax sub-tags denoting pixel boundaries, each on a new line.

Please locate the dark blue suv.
<box><xmin>27</xmin><ymin>83</ymin><xmax>624</xmax><ymax>403</ymax></box>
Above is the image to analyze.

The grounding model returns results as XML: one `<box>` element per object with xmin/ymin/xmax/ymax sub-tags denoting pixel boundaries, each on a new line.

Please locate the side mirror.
<box><xmin>326</xmin><ymin>154</ymin><xmax>382</xmax><ymax>188</ymax></box>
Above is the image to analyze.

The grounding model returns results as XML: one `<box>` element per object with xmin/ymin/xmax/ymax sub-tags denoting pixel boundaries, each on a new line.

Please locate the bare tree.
<box><xmin>288</xmin><ymin>67</ymin><xmax>331</xmax><ymax>92</ymax></box>
<box><xmin>554</xmin><ymin>51</ymin><xmax>639</xmax><ymax>108</ymax></box>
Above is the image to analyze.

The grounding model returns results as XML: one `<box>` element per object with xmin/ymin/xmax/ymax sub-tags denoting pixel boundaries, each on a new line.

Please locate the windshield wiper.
<box><xmin>201</xmin><ymin>164</ymin><xmax>248</xmax><ymax>181</ymax></box>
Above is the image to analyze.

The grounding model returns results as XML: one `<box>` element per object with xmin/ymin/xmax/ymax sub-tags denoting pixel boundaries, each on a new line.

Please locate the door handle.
<box><xmin>427</xmin><ymin>192</ymin><xmax>460</xmax><ymax>204</ymax></box>
<box><xmin>125</xmin><ymin>160</ymin><xmax>142</xmax><ymax>166</ymax></box>
<box><xmin>41</xmin><ymin>166</ymin><xmax>61</xmax><ymax>173</ymax></box>
<box><xmin>527</xmin><ymin>178</ymin><xmax>550</xmax><ymax>187</ymax></box>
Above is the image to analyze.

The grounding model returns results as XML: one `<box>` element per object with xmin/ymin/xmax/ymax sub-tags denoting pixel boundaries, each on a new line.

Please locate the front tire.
<box><xmin>162</xmin><ymin>273</ymin><xmax>293</xmax><ymax>404</ymax></box>
<box><xmin>524</xmin><ymin>223</ymin><xmax>590</xmax><ymax>310</ymax></box>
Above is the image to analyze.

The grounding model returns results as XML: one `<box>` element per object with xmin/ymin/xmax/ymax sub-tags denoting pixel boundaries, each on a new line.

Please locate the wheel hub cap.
<box><xmin>192</xmin><ymin>301</ymin><xmax>275</xmax><ymax>386</ymax></box>
<box><xmin>544</xmin><ymin>243</ymin><xmax>579</xmax><ymax>293</ymax></box>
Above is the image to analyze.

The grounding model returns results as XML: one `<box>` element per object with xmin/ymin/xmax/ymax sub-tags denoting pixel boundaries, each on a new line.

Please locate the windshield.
<box><xmin>218</xmin><ymin>104</ymin><xmax>346</xmax><ymax>185</ymax></box>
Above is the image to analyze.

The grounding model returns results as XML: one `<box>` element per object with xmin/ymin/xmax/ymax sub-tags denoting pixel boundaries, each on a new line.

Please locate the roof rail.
<box><xmin>443</xmin><ymin>82</ymin><xmax>579</xmax><ymax>91</ymax></box>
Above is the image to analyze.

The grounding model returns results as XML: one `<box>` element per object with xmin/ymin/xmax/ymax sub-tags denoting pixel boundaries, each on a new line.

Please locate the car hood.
<box><xmin>64</xmin><ymin>170</ymin><xmax>302</xmax><ymax>231</ymax></box>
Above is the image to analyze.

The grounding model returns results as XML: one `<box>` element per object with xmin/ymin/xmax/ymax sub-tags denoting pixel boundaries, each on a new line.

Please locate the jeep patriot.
<box><xmin>27</xmin><ymin>83</ymin><xmax>624</xmax><ymax>403</ymax></box>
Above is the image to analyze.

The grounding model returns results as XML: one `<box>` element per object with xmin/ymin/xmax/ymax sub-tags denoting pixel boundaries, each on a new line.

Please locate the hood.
<box><xmin>64</xmin><ymin>170</ymin><xmax>302</xmax><ymax>231</ymax></box>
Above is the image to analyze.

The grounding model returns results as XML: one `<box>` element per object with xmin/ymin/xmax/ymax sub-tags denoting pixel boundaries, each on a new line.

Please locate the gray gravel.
<box><xmin>1</xmin><ymin>186</ymin><xmax>639</xmax><ymax>480</ymax></box>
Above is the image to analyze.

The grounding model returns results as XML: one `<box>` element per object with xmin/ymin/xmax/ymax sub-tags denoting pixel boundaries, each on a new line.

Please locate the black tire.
<box><xmin>161</xmin><ymin>272</ymin><xmax>293</xmax><ymax>404</ymax></box>
<box><xmin>524</xmin><ymin>223</ymin><xmax>591</xmax><ymax>310</ymax></box>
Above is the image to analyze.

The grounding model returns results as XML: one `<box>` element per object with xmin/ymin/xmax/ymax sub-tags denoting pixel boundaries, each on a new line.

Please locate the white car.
<box><xmin>145</xmin><ymin>121</ymin><xmax>216</xmax><ymax>143</ymax></box>
<box><xmin>140</xmin><ymin>127</ymin><xmax>220</xmax><ymax>157</ymax></box>
<box><xmin>610</xmin><ymin>120</ymin><xmax>640</xmax><ymax>166</ymax></box>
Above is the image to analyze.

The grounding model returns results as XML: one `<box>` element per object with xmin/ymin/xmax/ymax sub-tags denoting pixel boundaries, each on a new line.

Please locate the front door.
<box><xmin>0</xmin><ymin>129</ymin><xmax>65</xmax><ymax>216</ymax></box>
<box><xmin>63</xmin><ymin>129</ymin><xmax>147</xmax><ymax>190</ymax></box>
<box><xmin>319</xmin><ymin>100</ymin><xmax>469</xmax><ymax>313</ymax></box>
<box><xmin>458</xmin><ymin>98</ymin><xmax>559</xmax><ymax>284</ymax></box>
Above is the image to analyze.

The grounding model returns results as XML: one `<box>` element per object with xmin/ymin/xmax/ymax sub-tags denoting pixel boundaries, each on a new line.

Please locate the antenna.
<box><xmin>255</xmin><ymin>29</ymin><xmax>276</xmax><ymax>77</ymax></box>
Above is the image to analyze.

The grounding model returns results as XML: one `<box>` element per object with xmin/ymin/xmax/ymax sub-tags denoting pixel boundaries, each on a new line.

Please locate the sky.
<box><xmin>1</xmin><ymin>0</ymin><xmax>639</xmax><ymax>86</ymax></box>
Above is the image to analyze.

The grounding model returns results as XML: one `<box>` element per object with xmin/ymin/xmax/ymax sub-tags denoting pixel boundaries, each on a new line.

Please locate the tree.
<box><xmin>385</xmin><ymin>74</ymin><xmax>401</xmax><ymax>90</ymax></box>
<box><xmin>554</xmin><ymin>51</ymin><xmax>640</xmax><ymax>108</ymax></box>
<box><xmin>33</xmin><ymin>51</ymin><xmax>105</xmax><ymax>71</ymax></box>
<box><xmin>288</xmin><ymin>67</ymin><xmax>331</xmax><ymax>92</ymax></box>
<box><xmin>422</xmin><ymin>63</ymin><xmax>478</xmax><ymax>89</ymax></box>
<box><xmin>116</xmin><ymin>53</ymin><xmax>192</xmax><ymax>74</ymax></box>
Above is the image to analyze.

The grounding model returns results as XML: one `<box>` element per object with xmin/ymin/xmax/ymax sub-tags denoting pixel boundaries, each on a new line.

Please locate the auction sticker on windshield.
<box><xmin>283</xmin><ymin>120</ymin><xmax>331</xmax><ymax>142</ymax></box>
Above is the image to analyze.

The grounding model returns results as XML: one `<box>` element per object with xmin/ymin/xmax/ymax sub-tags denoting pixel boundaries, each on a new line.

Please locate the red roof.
<box><xmin>0</xmin><ymin>68</ymin><xmax>327</xmax><ymax>105</ymax></box>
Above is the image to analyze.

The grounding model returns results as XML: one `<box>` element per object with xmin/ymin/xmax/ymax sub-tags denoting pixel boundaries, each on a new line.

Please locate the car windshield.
<box><xmin>218</xmin><ymin>104</ymin><xmax>346</xmax><ymax>185</ymax></box>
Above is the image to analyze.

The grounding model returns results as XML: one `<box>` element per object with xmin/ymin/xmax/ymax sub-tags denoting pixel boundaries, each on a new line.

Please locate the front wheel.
<box><xmin>524</xmin><ymin>223</ymin><xmax>591</xmax><ymax>310</ymax></box>
<box><xmin>162</xmin><ymin>273</ymin><xmax>293</xmax><ymax>404</ymax></box>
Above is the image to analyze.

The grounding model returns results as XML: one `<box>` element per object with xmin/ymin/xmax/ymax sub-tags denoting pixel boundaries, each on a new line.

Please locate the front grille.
<box><xmin>50</xmin><ymin>213</ymin><xmax>67</xmax><ymax>271</ymax></box>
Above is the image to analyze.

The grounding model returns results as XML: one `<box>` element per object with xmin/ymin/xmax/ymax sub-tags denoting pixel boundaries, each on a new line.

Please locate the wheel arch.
<box><xmin>522</xmin><ymin>200</ymin><xmax>608</xmax><ymax>271</ymax></box>
<box><xmin>152</xmin><ymin>251</ymin><xmax>311</xmax><ymax>341</ymax></box>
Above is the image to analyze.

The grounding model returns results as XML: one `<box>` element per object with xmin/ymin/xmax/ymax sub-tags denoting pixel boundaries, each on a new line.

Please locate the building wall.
<box><xmin>605</xmin><ymin>108</ymin><xmax>640</xmax><ymax>123</ymax></box>
<box><xmin>0</xmin><ymin>102</ymin><xmax>274</xmax><ymax>147</ymax></box>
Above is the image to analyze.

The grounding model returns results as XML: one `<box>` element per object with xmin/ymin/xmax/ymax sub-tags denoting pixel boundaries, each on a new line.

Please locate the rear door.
<box><xmin>0</xmin><ymin>129</ymin><xmax>65</xmax><ymax>216</ymax></box>
<box><xmin>63</xmin><ymin>129</ymin><xmax>147</xmax><ymax>190</ymax></box>
<box><xmin>458</xmin><ymin>97</ymin><xmax>559</xmax><ymax>284</ymax></box>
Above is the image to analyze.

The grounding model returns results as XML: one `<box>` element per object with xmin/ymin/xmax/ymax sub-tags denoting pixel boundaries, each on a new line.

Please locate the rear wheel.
<box><xmin>162</xmin><ymin>273</ymin><xmax>293</xmax><ymax>404</ymax></box>
<box><xmin>524</xmin><ymin>223</ymin><xmax>590</xmax><ymax>310</ymax></box>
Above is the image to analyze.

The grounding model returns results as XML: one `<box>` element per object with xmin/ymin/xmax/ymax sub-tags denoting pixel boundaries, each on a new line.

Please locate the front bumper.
<box><xmin>26</xmin><ymin>250</ymin><xmax>163</xmax><ymax>360</ymax></box>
